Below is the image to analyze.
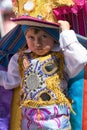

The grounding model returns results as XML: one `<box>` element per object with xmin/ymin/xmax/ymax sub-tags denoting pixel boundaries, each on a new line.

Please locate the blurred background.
<box><xmin>0</xmin><ymin>0</ymin><xmax>16</xmax><ymax>37</ymax></box>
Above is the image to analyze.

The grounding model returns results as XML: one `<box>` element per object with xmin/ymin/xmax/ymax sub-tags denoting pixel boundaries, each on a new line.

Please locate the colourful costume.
<box><xmin>0</xmin><ymin>0</ymin><xmax>87</xmax><ymax>130</ymax></box>
<box><xmin>18</xmin><ymin>51</ymin><xmax>71</xmax><ymax>130</ymax></box>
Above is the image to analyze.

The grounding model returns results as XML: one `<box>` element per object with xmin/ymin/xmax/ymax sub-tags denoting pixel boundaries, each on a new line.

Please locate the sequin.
<box><xmin>25</xmin><ymin>73</ymin><xmax>39</xmax><ymax>90</ymax></box>
<box><xmin>42</xmin><ymin>60</ymin><xmax>58</xmax><ymax>75</ymax></box>
<box><xmin>39</xmin><ymin>92</ymin><xmax>51</xmax><ymax>101</ymax></box>
<box><xmin>24</xmin><ymin>0</ymin><xmax>35</xmax><ymax>12</ymax></box>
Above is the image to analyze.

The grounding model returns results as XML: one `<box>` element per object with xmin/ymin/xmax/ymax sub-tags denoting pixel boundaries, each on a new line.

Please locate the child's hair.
<box><xmin>25</xmin><ymin>27</ymin><xmax>42</xmax><ymax>35</ymax></box>
<box><xmin>22</xmin><ymin>25</ymin><xmax>59</xmax><ymax>42</ymax></box>
<box><xmin>25</xmin><ymin>27</ymin><xmax>60</xmax><ymax>46</ymax></box>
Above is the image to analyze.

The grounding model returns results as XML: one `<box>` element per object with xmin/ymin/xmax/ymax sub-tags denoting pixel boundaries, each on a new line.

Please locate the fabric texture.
<box><xmin>9</xmin><ymin>68</ymin><xmax>87</xmax><ymax>130</ymax></box>
<box><xmin>0</xmin><ymin>65</ymin><xmax>13</xmax><ymax>130</ymax></box>
<box><xmin>82</xmin><ymin>64</ymin><xmax>87</xmax><ymax>130</ymax></box>
<box><xmin>0</xmin><ymin>25</ymin><xmax>26</xmax><ymax>67</ymax></box>
<box><xmin>10</xmin><ymin>87</ymin><xmax>21</xmax><ymax>130</ymax></box>
<box><xmin>10</xmin><ymin>51</ymin><xmax>71</xmax><ymax>130</ymax></box>
<box><xmin>53</xmin><ymin>0</ymin><xmax>87</xmax><ymax>37</ymax></box>
<box><xmin>68</xmin><ymin>69</ymin><xmax>84</xmax><ymax>130</ymax></box>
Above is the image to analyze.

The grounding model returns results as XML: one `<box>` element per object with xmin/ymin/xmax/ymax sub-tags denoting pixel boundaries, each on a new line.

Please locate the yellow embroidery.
<box><xmin>18</xmin><ymin>51</ymin><xmax>74</xmax><ymax>113</ymax></box>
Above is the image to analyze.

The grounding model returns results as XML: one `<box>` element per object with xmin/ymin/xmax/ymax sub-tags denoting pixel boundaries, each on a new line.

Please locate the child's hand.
<box><xmin>58</xmin><ymin>20</ymin><xmax>70</xmax><ymax>32</ymax></box>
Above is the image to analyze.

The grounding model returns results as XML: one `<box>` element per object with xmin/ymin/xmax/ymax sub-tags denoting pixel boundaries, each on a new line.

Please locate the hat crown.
<box><xmin>12</xmin><ymin>0</ymin><xmax>74</xmax><ymax>22</ymax></box>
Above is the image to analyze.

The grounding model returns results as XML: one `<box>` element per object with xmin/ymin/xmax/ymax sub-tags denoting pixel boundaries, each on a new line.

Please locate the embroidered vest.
<box><xmin>18</xmin><ymin>51</ymin><xmax>72</xmax><ymax>111</ymax></box>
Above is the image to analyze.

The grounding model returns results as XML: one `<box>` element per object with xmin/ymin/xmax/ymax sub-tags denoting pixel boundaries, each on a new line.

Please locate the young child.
<box><xmin>0</xmin><ymin>20</ymin><xmax>87</xmax><ymax>130</ymax></box>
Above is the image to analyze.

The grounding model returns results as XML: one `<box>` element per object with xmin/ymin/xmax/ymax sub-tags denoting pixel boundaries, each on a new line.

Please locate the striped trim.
<box><xmin>76</xmin><ymin>34</ymin><xmax>87</xmax><ymax>49</ymax></box>
<box><xmin>0</xmin><ymin>25</ymin><xmax>26</xmax><ymax>67</ymax></box>
<box><xmin>11</xmin><ymin>16</ymin><xmax>59</xmax><ymax>29</ymax></box>
<box><xmin>82</xmin><ymin>64</ymin><xmax>87</xmax><ymax>130</ymax></box>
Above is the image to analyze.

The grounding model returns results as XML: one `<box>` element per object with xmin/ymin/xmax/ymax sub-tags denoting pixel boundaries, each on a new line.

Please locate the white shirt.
<box><xmin>0</xmin><ymin>30</ymin><xmax>87</xmax><ymax>89</ymax></box>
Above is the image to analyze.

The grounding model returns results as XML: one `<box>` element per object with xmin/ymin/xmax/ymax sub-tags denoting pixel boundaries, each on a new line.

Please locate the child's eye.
<box><xmin>41</xmin><ymin>34</ymin><xmax>48</xmax><ymax>40</ymax></box>
<box><xmin>28</xmin><ymin>36</ymin><xmax>34</xmax><ymax>41</ymax></box>
<box><xmin>42</xmin><ymin>34</ymin><xmax>47</xmax><ymax>37</ymax></box>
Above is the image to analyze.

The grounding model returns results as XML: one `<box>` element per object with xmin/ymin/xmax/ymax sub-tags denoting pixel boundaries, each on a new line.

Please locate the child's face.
<box><xmin>25</xmin><ymin>28</ymin><xmax>55</xmax><ymax>55</ymax></box>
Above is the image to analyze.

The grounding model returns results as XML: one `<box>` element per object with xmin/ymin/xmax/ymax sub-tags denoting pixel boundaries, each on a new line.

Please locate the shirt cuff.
<box><xmin>59</xmin><ymin>30</ymin><xmax>78</xmax><ymax>49</ymax></box>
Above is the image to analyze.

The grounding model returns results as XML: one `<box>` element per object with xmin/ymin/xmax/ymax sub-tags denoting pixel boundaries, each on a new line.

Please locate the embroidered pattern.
<box><xmin>18</xmin><ymin>51</ymin><xmax>72</xmax><ymax>130</ymax></box>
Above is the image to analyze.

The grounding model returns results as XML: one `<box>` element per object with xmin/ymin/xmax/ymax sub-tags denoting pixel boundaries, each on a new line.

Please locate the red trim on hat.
<box><xmin>11</xmin><ymin>16</ymin><xmax>59</xmax><ymax>29</ymax></box>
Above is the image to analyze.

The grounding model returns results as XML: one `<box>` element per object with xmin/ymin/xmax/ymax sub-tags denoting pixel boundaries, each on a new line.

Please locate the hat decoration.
<box><xmin>12</xmin><ymin>0</ymin><xmax>74</xmax><ymax>23</ymax></box>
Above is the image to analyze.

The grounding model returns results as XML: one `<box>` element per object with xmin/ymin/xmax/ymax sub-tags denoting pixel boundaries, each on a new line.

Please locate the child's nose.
<box><xmin>35</xmin><ymin>38</ymin><xmax>41</xmax><ymax>46</ymax></box>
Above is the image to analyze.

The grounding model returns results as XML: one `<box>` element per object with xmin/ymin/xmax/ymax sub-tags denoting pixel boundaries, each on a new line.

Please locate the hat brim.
<box><xmin>11</xmin><ymin>16</ymin><xmax>59</xmax><ymax>29</ymax></box>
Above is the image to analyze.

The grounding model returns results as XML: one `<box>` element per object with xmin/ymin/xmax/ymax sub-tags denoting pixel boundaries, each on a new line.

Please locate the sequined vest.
<box><xmin>18</xmin><ymin>51</ymin><xmax>72</xmax><ymax>110</ymax></box>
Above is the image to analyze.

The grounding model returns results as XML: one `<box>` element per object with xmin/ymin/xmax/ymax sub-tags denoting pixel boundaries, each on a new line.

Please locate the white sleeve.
<box><xmin>59</xmin><ymin>30</ymin><xmax>87</xmax><ymax>78</ymax></box>
<box><xmin>0</xmin><ymin>53</ymin><xmax>21</xmax><ymax>89</ymax></box>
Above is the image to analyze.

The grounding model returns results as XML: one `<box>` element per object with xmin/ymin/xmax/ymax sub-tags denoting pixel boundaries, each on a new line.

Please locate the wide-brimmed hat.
<box><xmin>11</xmin><ymin>0</ymin><xmax>75</xmax><ymax>42</ymax></box>
<box><xmin>11</xmin><ymin>0</ymin><xmax>74</xmax><ymax>28</ymax></box>
<box><xmin>11</xmin><ymin>15</ymin><xmax>59</xmax><ymax>29</ymax></box>
<box><xmin>11</xmin><ymin>15</ymin><xmax>60</xmax><ymax>42</ymax></box>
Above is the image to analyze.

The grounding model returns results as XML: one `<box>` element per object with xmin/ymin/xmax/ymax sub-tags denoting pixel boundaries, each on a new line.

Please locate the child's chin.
<box><xmin>36</xmin><ymin>52</ymin><xmax>46</xmax><ymax>56</ymax></box>
<box><xmin>35</xmin><ymin>50</ymin><xmax>48</xmax><ymax>56</ymax></box>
